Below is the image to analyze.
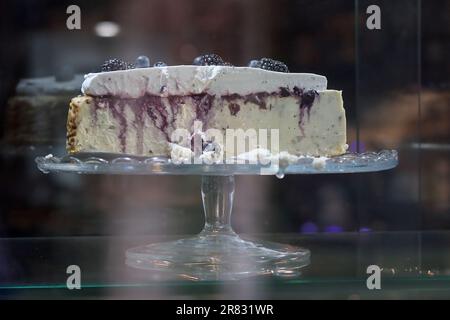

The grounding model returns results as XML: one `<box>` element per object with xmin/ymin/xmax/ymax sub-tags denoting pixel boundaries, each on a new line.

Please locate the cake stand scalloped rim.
<box><xmin>35</xmin><ymin>149</ymin><xmax>398</xmax><ymax>176</ymax></box>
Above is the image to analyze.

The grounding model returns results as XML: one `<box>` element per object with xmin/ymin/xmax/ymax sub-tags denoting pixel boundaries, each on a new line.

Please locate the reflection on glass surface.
<box><xmin>0</xmin><ymin>0</ymin><xmax>449</xmax><ymax>299</ymax></box>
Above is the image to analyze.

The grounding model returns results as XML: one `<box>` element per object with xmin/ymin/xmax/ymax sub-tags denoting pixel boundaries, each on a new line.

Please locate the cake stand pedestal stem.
<box><xmin>201</xmin><ymin>175</ymin><xmax>235</xmax><ymax>235</ymax></box>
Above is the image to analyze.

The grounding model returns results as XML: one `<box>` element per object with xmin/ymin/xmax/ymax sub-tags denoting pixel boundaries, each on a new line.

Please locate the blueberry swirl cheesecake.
<box><xmin>67</xmin><ymin>54</ymin><xmax>347</xmax><ymax>159</ymax></box>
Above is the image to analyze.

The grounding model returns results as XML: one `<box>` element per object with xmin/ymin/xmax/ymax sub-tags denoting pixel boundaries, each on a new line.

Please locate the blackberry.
<box><xmin>257</xmin><ymin>58</ymin><xmax>289</xmax><ymax>73</ymax></box>
<box><xmin>193</xmin><ymin>54</ymin><xmax>225</xmax><ymax>66</ymax></box>
<box><xmin>153</xmin><ymin>61</ymin><xmax>168</xmax><ymax>67</ymax></box>
<box><xmin>101</xmin><ymin>58</ymin><xmax>134</xmax><ymax>72</ymax></box>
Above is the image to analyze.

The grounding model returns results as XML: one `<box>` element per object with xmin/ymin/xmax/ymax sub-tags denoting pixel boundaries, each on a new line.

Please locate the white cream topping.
<box><xmin>82</xmin><ymin>65</ymin><xmax>327</xmax><ymax>98</ymax></box>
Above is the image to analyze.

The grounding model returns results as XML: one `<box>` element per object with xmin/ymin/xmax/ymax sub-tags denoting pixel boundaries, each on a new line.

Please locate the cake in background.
<box><xmin>4</xmin><ymin>70</ymin><xmax>83</xmax><ymax>148</ymax></box>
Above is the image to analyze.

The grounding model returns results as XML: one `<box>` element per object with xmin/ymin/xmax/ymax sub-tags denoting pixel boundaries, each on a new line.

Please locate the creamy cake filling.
<box><xmin>70</xmin><ymin>88</ymin><xmax>322</xmax><ymax>153</ymax></box>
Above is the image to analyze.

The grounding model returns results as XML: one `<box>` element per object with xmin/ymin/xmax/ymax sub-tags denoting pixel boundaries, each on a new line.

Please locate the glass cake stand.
<box><xmin>36</xmin><ymin>150</ymin><xmax>398</xmax><ymax>281</ymax></box>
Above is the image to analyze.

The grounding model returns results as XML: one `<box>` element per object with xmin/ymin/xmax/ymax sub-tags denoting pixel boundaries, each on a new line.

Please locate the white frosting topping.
<box><xmin>82</xmin><ymin>65</ymin><xmax>327</xmax><ymax>98</ymax></box>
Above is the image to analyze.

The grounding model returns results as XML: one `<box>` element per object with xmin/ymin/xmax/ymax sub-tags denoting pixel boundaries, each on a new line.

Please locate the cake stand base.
<box><xmin>125</xmin><ymin>231</ymin><xmax>310</xmax><ymax>281</ymax></box>
<box><xmin>126</xmin><ymin>175</ymin><xmax>309</xmax><ymax>281</ymax></box>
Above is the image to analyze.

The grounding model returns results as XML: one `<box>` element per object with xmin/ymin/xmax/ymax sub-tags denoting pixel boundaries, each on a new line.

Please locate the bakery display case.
<box><xmin>1</xmin><ymin>0</ymin><xmax>449</xmax><ymax>300</ymax></box>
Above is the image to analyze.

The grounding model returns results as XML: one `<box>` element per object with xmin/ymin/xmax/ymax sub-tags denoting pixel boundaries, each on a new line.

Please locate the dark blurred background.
<box><xmin>0</xmin><ymin>0</ymin><xmax>448</xmax><ymax>237</ymax></box>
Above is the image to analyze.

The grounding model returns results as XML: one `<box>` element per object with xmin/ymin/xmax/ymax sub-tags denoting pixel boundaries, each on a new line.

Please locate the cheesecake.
<box><xmin>5</xmin><ymin>74</ymin><xmax>83</xmax><ymax>147</ymax></box>
<box><xmin>67</xmin><ymin>58</ymin><xmax>347</xmax><ymax>161</ymax></box>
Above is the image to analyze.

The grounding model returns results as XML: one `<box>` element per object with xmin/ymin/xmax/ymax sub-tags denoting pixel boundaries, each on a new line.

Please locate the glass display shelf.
<box><xmin>1</xmin><ymin>231</ymin><xmax>450</xmax><ymax>299</ymax></box>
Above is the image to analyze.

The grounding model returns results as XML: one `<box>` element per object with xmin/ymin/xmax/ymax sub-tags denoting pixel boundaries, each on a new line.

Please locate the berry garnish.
<box><xmin>135</xmin><ymin>55</ymin><xmax>150</xmax><ymax>68</ymax></box>
<box><xmin>258</xmin><ymin>58</ymin><xmax>289</xmax><ymax>72</ymax></box>
<box><xmin>193</xmin><ymin>54</ymin><xmax>225</xmax><ymax>66</ymax></box>
<box><xmin>248</xmin><ymin>58</ymin><xmax>289</xmax><ymax>73</ymax></box>
<box><xmin>247</xmin><ymin>60</ymin><xmax>261</xmax><ymax>68</ymax></box>
<box><xmin>153</xmin><ymin>61</ymin><xmax>167</xmax><ymax>67</ymax></box>
<box><xmin>101</xmin><ymin>58</ymin><xmax>134</xmax><ymax>72</ymax></box>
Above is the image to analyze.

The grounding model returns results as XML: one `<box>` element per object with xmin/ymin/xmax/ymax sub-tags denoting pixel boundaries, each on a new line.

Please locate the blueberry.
<box><xmin>193</xmin><ymin>54</ymin><xmax>225</xmax><ymax>66</ymax></box>
<box><xmin>248</xmin><ymin>60</ymin><xmax>261</xmax><ymax>68</ymax></box>
<box><xmin>101</xmin><ymin>58</ymin><xmax>134</xmax><ymax>72</ymax></box>
<box><xmin>135</xmin><ymin>55</ymin><xmax>150</xmax><ymax>68</ymax></box>
<box><xmin>153</xmin><ymin>61</ymin><xmax>167</xmax><ymax>67</ymax></box>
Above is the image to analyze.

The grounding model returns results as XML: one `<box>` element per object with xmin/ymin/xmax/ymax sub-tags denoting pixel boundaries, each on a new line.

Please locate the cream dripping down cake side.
<box><xmin>67</xmin><ymin>55</ymin><xmax>347</xmax><ymax>159</ymax></box>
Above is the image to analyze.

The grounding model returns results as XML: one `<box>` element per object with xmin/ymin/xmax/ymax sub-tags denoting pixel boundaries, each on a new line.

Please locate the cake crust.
<box><xmin>67</xmin><ymin>96</ymin><xmax>86</xmax><ymax>153</ymax></box>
